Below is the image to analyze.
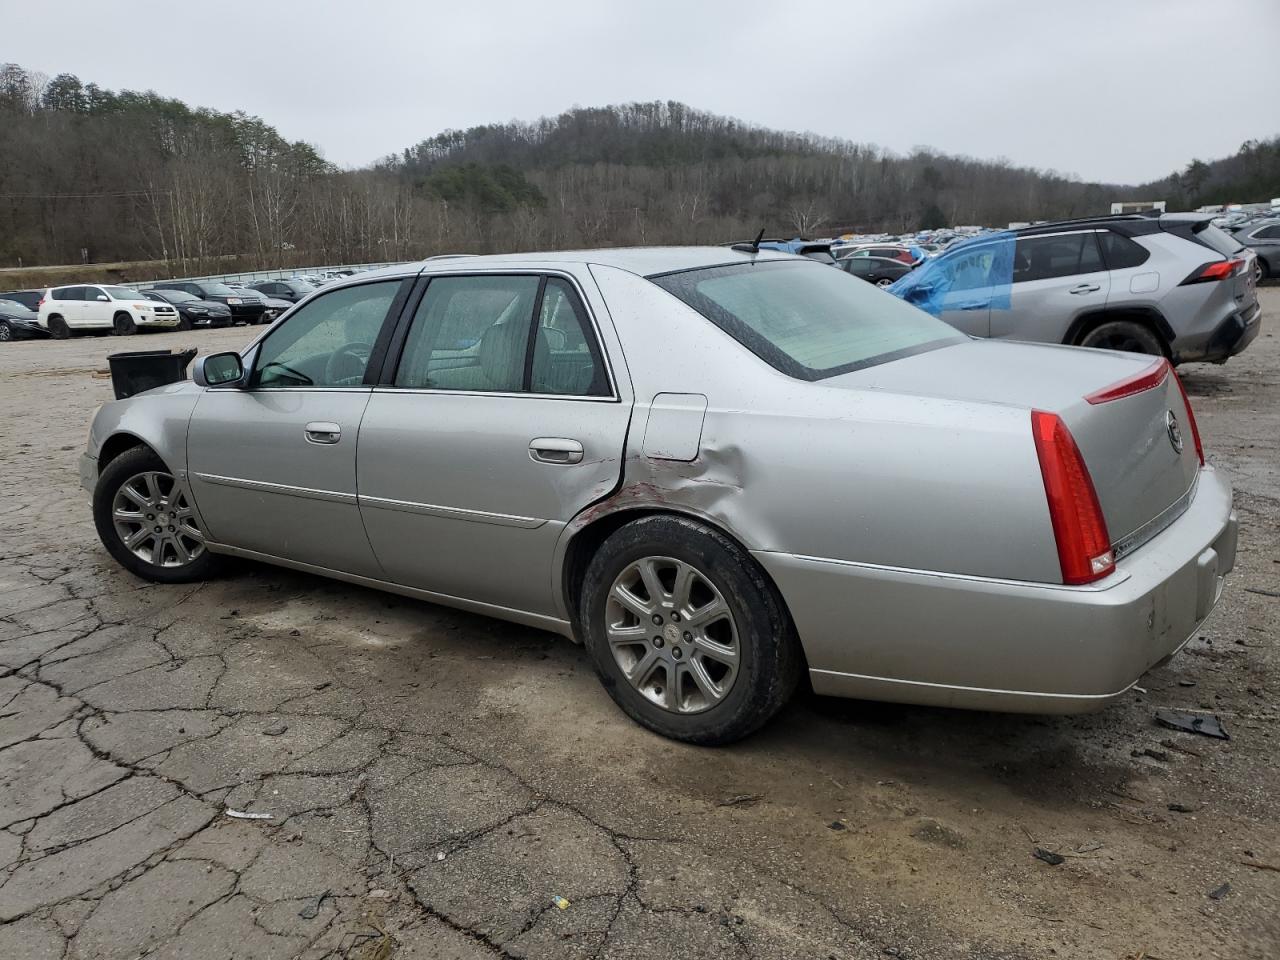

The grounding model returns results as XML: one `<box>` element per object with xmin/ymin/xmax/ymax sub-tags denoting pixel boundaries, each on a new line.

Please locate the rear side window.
<box><xmin>1013</xmin><ymin>233</ymin><xmax>1103</xmax><ymax>282</ymax></box>
<box><xmin>51</xmin><ymin>286</ymin><xmax>82</xmax><ymax>301</ymax></box>
<box><xmin>1098</xmin><ymin>232</ymin><xmax>1151</xmax><ymax>269</ymax></box>
<box><xmin>651</xmin><ymin>260</ymin><xmax>965</xmax><ymax>380</ymax></box>
<box><xmin>1252</xmin><ymin>225</ymin><xmax>1280</xmax><ymax>240</ymax></box>
<box><xmin>532</xmin><ymin>278</ymin><xmax>609</xmax><ymax>396</ymax></box>
<box><xmin>395</xmin><ymin>276</ymin><xmax>542</xmax><ymax>392</ymax></box>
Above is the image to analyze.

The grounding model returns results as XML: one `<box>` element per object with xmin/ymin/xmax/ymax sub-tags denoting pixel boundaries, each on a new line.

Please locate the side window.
<box><xmin>51</xmin><ymin>286</ymin><xmax>79</xmax><ymax>301</ymax></box>
<box><xmin>254</xmin><ymin>280</ymin><xmax>401</xmax><ymax>388</ymax></box>
<box><xmin>949</xmin><ymin>248</ymin><xmax>996</xmax><ymax>291</ymax></box>
<box><xmin>395</xmin><ymin>275</ymin><xmax>541</xmax><ymax>392</ymax></box>
<box><xmin>1254</xmin><ymin>225</ymin><xmax>1280</xmax><ymax>240</ymax></box>
<box><xmin>532</xmin><ymin>278</ymin><xmax>609</xmax><ymax>397</ymax></box>
<box><xmin>1098</xmin><ymin>231</ymin><xmax>1151</xmax><ymax>269</ymax></box>
<box><xmin>1013</xmin><ymin>233</ymin><xmax>1103</xmax><ymax>283</ymax></box>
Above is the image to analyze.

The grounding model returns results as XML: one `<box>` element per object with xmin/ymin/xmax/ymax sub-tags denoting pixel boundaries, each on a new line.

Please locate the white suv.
<box><xmin>39</xmin><ymin>285</ymin><xmax>180</xmax><ymax>338</ymax></box>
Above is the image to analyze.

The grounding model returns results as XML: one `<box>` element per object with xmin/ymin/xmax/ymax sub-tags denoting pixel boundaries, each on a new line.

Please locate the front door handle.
<box><xmin>957</xmin><ymin>300</ymin><xmax>988</xmax><ymax>310</ymax></box>
<box><xmin>304</xmin><ymin>421</ymin><xmax>342</xmax><ymax>444</ymax></box>
<box><xmin>529</xmin><ymin>437</ymin><xmax>583</xmax><ymax>464</ymax></box>
<box><xmin>1069</xmin><ymin>283</ymin><xmax>1101</xmax><ymax>295</ymax></box>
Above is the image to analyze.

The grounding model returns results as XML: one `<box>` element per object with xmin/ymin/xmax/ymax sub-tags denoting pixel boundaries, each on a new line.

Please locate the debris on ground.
<box><xmin>1167</xmin><ymin>802</ymin><xmax>1198</xmax><ymax>813</ymax></box>
<box><xmin>1208</xmin><ymin>882</ymin><xmax>1231</xmax><ymax>901</ymax></box>
<box><xmin>1160</xmin><ymin>738</ymin><xmax>1203</xmax><ymax>758</ymax></box>
<box><xmin>552</xmin><ymin>895</ymin><xmax>571</xmax><ymax>910</ymax></box>
<box><xmin>225</xmin><ymin>809</ymin><xmax>273</xmax><ymax>820</ymax></box>
<box><xmin>1132</xmin><ymin>747</ymin><xmax>1170</xmax><ymax>762</ymax></box>
<box><xmin>1244</xmin><ymin>587</ymin><xmax>1280</xmax><ymax>598</ymax></box>
<box><xmin>829</xmin><ymin>821</ymin><xmax>848</xmax><ymax>831</ymax></box>
<box><xmin>1076</xmin><ymin>841</ymin><xmax>1104</xmax><ymax>854</ymax></box>
<box><xmin>1154</xmin><ymin>709</ymin><xmax>1230</xmax><ymax>740</ymax></box>
<box><xmin>716</xmin><ymin>794</ymin><xmax>764</xmax><ymax>808</ymax></box>
<box><xmin>299</xmin><ymin>890</ymin><xmax>330</xmax><ymax>919</ymax></box>
<box><xmin>262</xmin><ymin>722</ymin><xmax>289</xmax><ymax>736</ymax></box>
<box><xmin>1033</xmin><ymin>848</ymin><xmax>1065</xmax><ymax>866</ymax></box>
<box><xmin>1240</xmin><ymin>859</ymin><xmax>1280</xmax><ymax>872</ymax></box>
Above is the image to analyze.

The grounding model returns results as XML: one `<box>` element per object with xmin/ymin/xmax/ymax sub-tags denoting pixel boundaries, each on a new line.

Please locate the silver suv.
<box><xmin>892</xmin><ymin>214</ymin><xmax>1261</xmax><ymax>363</ymax></box>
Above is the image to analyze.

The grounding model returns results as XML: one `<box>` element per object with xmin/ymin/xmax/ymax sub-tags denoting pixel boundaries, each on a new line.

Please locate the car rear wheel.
<box><xmin>48</xmin><ymin>316</ymin><xmax>70</xmax><ymax>339</ymax></box>
<box><xmin>875</xmin><ymin>277</ymin><xmax>894</xmax><ymax>288</ymax></box>
<box><xmin>580</xmin><ymin>514</ymin><xmax>801</xmax><ymax>744</ymax></box>
<box><xmin>1078</xmin><ymin>320</ymin><xmax>1165</xmax><ymax>357</ymax></box>
<box><xmin>92</xmin><ymin>447</ymin><xmax>220</xmax><ymax>584</ymax></box>
<box><xmin>113</xmin><ymin>312</ymin><xmax>136</xmax><ymax>336</ymax></box>
<box><xmin>1258</xmin><ymin>259</ymin><xmax>1270</xmax><ymax>284</ymax></box>
<box><xmin>0</xmin><ymin>321</ymin><xmax>11</xmax><ymax>342</ymax></box>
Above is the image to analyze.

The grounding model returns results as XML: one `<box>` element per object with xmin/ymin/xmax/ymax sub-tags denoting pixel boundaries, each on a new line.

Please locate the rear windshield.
<box><xmin>650</xmin><ymin>260</ymin><xmax>965</xmax><ymax>380</ymax></box>
<box><xmin>1196</xmin><ymin>224</ymin><xmax>1245</xmax><ymax>257</ymax></box>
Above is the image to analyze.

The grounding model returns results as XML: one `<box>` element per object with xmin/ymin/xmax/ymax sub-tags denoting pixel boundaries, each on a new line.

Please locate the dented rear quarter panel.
<box><xmin>561</xmin><ymin>264</ymin><xmax>1061</xmax><ymax>602</ymax></box>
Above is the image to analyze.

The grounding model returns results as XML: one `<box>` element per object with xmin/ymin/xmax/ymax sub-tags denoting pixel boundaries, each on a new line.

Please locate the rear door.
<box><xmin>186</xmin><ymin>278</ymin><xmax>410</xmax><ymax>576</ymax></box>
<box><xmin>49</xmin><ymin>287</ymin><xmax>85</xmax><ymax>328</ymax></box>
<box><xmin>994</xmin><ymin>231</ymin><xmax>1109</xmax><ymax>341</ymax></box>
<box><xmin>356</xmin><ymin>269</ymin><xmax>631</xmax><ymax>618</ymax></box>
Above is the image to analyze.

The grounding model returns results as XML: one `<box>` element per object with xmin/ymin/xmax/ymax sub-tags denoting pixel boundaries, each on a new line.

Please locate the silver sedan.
<box><xmin>81</xmin><ymin>247</ymin><xmax>1238</xmax><ymax>743</ymax></box>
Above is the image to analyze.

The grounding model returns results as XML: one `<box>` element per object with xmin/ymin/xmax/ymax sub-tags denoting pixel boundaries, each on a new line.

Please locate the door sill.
<box><xmin>204</xmin><ymin>541</ymin><xmax>574</xmax><ymax>638</ymax></box>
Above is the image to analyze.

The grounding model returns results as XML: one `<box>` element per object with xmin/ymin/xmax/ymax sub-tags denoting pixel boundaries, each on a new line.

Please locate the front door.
<box><xmin>357</xmin><ymin>271</ymin><xmax>630</xmax><ymax>618</ymax></box>
<box><xmin>186</xmin><ymin>278</ymin><xmax>409</xmax><ymax>577</ymax></box>
<box><xmin>934</xmin><ymin>242</ymin><xmax>1000</xmax><ymax>337</ymax></box>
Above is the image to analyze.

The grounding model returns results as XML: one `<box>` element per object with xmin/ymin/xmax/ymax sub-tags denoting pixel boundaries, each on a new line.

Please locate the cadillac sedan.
<box><xmin>81</xmin><ymin>248</ymin><xmax>1237</xmax><ymax>743</ymax></box>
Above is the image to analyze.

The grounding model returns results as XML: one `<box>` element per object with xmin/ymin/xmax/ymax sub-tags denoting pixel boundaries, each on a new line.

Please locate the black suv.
<box><xmin>149</xmin><ymin>280</ymin><xmax>266</xmax><ymax>324</ymax></box>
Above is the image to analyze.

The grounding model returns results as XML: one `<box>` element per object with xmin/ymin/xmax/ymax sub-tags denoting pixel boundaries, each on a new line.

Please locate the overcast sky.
<box><xmin>5</xmin><ymin>0</ymin><xmax>1278</xmax><ymax>184</ymax></box>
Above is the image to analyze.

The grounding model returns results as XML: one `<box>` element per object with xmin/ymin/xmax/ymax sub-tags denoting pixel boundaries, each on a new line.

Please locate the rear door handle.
<box><xmin>529</xmin><ymin>437</ymin><xmax>583</xmax><ymax>464</ymax></box>
<box><xmin>304</xmin><ymin>421</ymin><xmax>342</xmax><ymax>444</ymax></box>
<box><xmin>1069</xmin><ymin>284</ymin><xmax>1101</xmax><ymax>294</ymax></box>
<box><xmin>958</xmin><ymin>300</ymin><xmax>988</xmax><ymax>310</ymax></box>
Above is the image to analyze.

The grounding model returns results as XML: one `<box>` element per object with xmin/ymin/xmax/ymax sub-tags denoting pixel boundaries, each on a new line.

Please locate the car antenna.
<box><xmin>731</xmin><ymin>228</ymin><xmax>766</xmax><ymax>254</ymax></box>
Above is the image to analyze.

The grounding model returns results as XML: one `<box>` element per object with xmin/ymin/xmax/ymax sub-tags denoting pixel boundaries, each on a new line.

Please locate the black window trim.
<box><xmin>1096</xmin><ymin>228</ymin><xmax>1152</xmax><ymax>270</ymax></box>
<box><xmin>374</xmin><ymin>269</ymin><xmax>620</xmax><ymax>403</ymax></box>
<box><xmin>1011</xmin><ymin>229</ymin><xmax>1106</xmax><ymax>284</ymax></box>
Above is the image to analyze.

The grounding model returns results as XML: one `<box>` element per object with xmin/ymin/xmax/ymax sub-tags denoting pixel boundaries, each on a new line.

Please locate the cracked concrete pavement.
<box><xmin>1</xmin><ymin>291</ymin><xmax>1278</xmax><ymax>959</ymax></box>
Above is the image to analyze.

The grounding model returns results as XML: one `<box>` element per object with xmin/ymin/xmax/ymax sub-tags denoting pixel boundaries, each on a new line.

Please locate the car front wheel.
<box><xmin>580</xmin><ymin>514</ymin><xmax>801</xmax><ymax>744</ymax></box>
<box><xmin>92</xmin><ymin>447</ymin><xmax>220</xmax><ymax>583</ymax></box>
<box><xmin>0</xmin><ymin>321</ymin><xmax>11</xmax><ymax>342</ymax></box>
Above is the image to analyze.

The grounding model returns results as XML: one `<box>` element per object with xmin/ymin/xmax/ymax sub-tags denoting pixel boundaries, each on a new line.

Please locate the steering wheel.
<box><xmin>324</xmin><ymin>342</ymin><xmax>373</xmax><ymax>385</ymax></box>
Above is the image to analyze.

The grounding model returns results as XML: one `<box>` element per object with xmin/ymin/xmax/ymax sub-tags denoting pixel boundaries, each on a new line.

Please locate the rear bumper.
<box><xmin>755</xmin><ymin>465</ymin><xmax>1236</xmax><ymax>714</ymax></box>
<box><xmin>1180</xmin><ymin>300</ymin><xmax>1262</xmax><ymax>363</ymax></box>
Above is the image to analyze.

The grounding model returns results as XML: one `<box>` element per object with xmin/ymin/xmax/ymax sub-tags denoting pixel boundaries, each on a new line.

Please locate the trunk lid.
<box><xmin>831</xmin><ymin>339</ymin><xmax>1200</xmax><ymax>552</ymax></box>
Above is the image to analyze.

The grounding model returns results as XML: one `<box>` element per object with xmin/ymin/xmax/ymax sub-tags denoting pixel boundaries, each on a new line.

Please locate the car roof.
<box><xmin>407</xmin><ymin>246</ymin><xmax>797</xmax><ymax>279</ymax></box>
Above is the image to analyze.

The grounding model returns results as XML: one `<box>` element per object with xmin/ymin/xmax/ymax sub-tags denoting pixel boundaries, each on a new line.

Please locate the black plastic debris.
<box><xmin>1033</xmin><ymin>848</ymin><xmax>1065</xmax><ymax>866</ymax></box>
<box><xmin>1167</xmin><ymin>802</ymin><xmax>1198</xmax><ymax>813</ymax></box>
<box><xmin>107</xmin><ymin>348</ymin><xmax>198</xmax><ymax>400</ymax></box>
<box><xmin>1154</xmin><ymin>709</ymin><xmax>1229</xmax><ymax>740</ymax></box>
<box><xmin>1208</xmin><ymin>882</ymin><xmax>1231</xmax><ymax>901</ymax></box>
<box><xmin>828</xmin><ymin>821</ymin><xmax>847</xmax><ymax>831</ymax></box>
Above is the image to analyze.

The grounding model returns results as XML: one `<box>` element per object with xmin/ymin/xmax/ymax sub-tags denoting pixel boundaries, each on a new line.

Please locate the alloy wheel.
<box><xmin>604</xmin><ymin>556</ymin><xmax>740</xmax><ymax>714</ymax></box>
<box><xmin>111</xmin><ymin>470</ymin><xmax>205</xmax><ymax>567</ymax></box>
<box><xmin>0</xmin><ymin>322</ymin><xmax>10</xmax><ymax>342</ymax></box>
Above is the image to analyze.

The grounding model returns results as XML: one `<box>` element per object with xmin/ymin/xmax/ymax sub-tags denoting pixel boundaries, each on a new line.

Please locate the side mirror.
<box><xmin>96</xmin><ymin>294</ymin><xmax>110</xmax><ymax>302</ymax></box>
<box><xmin>192</xmin><ymin>352</ymin><xmax>245</xmax><ymax>388</ymax></box>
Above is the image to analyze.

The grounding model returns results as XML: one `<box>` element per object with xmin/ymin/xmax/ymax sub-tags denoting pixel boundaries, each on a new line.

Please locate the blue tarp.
<box><xmin>886</xmin><ymin>231</ymin><xmax>1016</xmax><ymax>317</ymax></box>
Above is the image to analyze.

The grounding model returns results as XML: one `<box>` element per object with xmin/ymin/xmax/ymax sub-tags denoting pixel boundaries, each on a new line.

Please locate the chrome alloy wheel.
<box><xmin>604</xmin><ymin>556</ymin><xmax>740</xmax><ymax>714</ymax></box>
<box><xmin>111</xmin><ymin>471</ymin><xmax>205</xmax><ymax>568</ymax></box>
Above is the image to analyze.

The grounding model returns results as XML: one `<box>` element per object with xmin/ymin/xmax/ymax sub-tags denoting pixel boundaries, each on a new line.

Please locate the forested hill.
<box><xmin>2</xmin><ymin>62</ymin><xmax>1277</xmax><ymax>276</ymax></box>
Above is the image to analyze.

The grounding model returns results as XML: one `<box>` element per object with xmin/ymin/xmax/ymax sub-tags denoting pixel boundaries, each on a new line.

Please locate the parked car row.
<box><xmin>0</xmin><ymin>272</ymin><xmax>348</xmax><ymax>341</ymax></box>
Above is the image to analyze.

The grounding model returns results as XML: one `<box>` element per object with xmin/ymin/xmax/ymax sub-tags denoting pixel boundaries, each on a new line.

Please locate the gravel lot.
<box><xmin>1</xmin><ymin>292</ymin><xmax>1277</xmax><ymax>960</ymax></box>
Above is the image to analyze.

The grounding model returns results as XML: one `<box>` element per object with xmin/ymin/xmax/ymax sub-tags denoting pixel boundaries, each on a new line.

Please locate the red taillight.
<box><xmin>1085</xmin><ymin>357</ymin><xmax>1170</xmax><ymax>404</ymax></box>
<box><xmin>1171</xmin><ymin>369</ymin><xmax>1205</xmax><ymax>465</ymax></box>
<box><xmin>1031</xmin><ymin>410</ymin><xmax>1114</xmax><ymax>585</ymax></box>
<box><xmin>1180</xmin><ymin>259</ymin><xmax>1243</xmax><ymax>285</ymax></box>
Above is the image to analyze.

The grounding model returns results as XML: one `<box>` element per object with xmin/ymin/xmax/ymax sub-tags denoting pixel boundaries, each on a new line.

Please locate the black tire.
<box><xmin>580</xmin><ymin>514</ymin><xmax>801</xmax><ymax>744</ymax></box>
<box><xmin>0</xmin><ymin>321</ymin><xmax>11</xmax><ymax>342</ymax></box>
<box><xmin>1257</xmin><ymin>258</ymin><xmax>1270</xmax><ymax>284</ymax></box>
<box><xmin>48</xmin><ymin>315</ymin><xmax>71</xmax><ymax>339</ymax></box>
<box><xmin>177</xmin><ymin>314</ymin><xmax>193</xmax><ymax>331</ymax></box>
<box><xmin>113</xmin><ymin>312</ymin><xmax>137</xmax><ymax>336</ymax></box>
<box><xmin>93</xmin><ymin>446</ymin><xmax>222</xmax><ymax>584</ymax></box>
<box><xmin>1077</xmin><ymin>320</ymin><xmax>1166</xmax><ymax>357</ymax></box>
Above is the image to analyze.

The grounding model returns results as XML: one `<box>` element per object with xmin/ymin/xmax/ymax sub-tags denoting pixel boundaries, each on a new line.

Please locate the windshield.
<box><xmin>155</xmin><ymin>289</ymin><xmax>196</xmax><ymax>302</ymax></box>
<box><xmin>202</xmin><ymin>283</ymin><xmax>237</xmax><ymax>296</ymax></box>
<box><xmin>650</xmin><ymin>260</ymin><xmax>965</xmax><ymax>380</ymax></box>
<box><xmin>104</xmin><ymin>286</ymin><xmax>143</xmax><ymax>300</ymax></box>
